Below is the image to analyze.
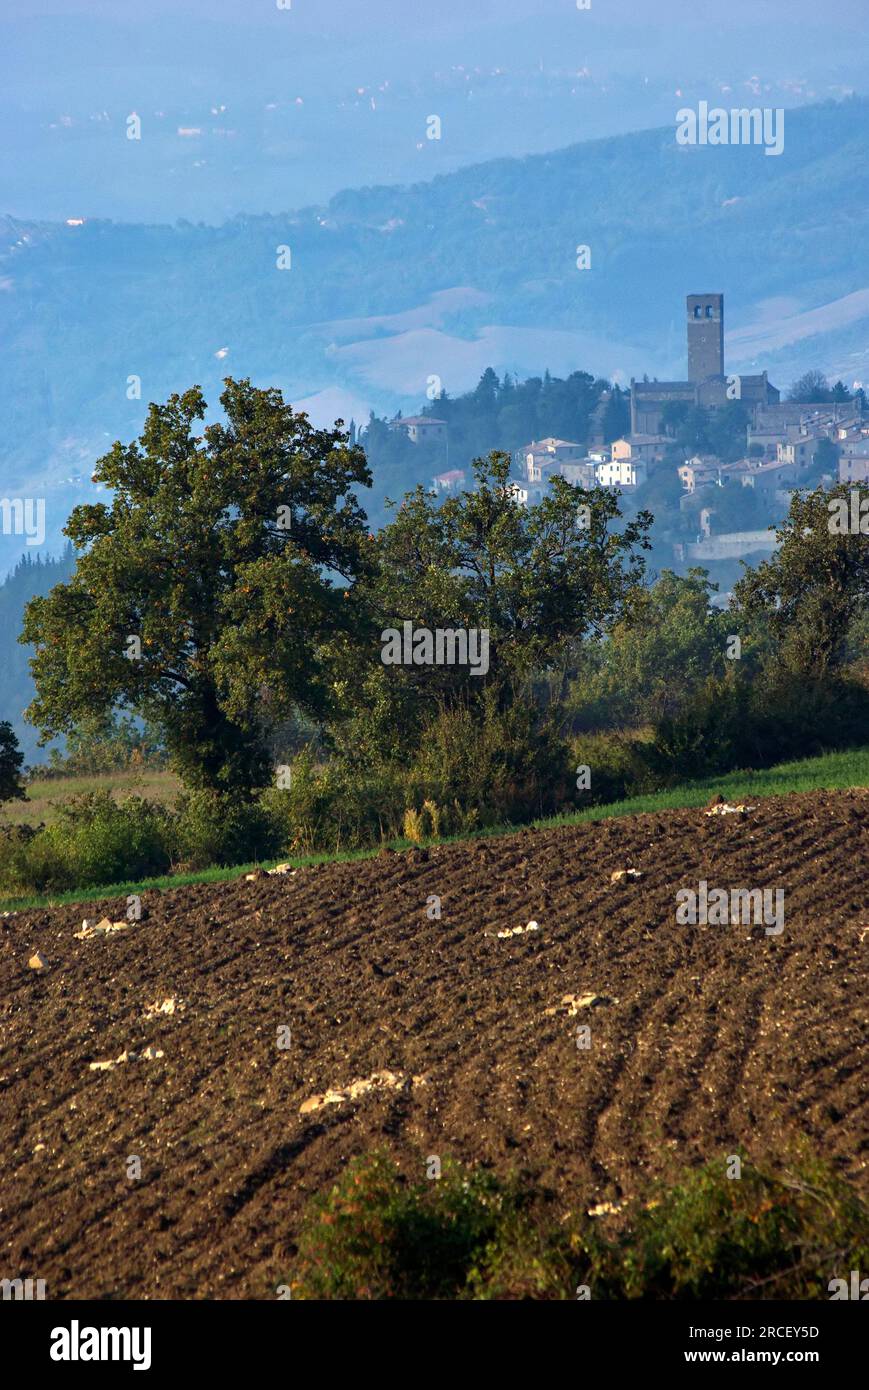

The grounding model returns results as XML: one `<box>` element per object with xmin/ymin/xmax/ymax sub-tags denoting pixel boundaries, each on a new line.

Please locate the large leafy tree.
<box><xmin>21</xmin><ymin>379</ymin><xmax>372</xmax><ymax>792</ymax></box>
<box><xmin>732</xmin><ymin>484</ymin><xmax>869</xmax><ymax>678</ymax></box>
<box><xmin>571</xmin><ymin>569</ymin><xmax>730</xmax><ymax>728</ymax></box>
<box><xmin>339</xmin><ymin>451</ymin><xmax>651</xmax><ymax>759</ymax></box>
<box><xmin>380</xmin><ymin>452</ymin><xmax>649</xmax><ymax>671</ymax></box>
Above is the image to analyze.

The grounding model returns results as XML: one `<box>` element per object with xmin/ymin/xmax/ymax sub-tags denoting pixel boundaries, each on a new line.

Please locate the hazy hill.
<box><xmin>2</xmin><ymin>96</ymin><xmax>869</xmax><ymax>569</ymax></box>
<box><xmin>3</xmin><ymin>0</ymin><xmax>866</xmax><ymax>224</ymax></box>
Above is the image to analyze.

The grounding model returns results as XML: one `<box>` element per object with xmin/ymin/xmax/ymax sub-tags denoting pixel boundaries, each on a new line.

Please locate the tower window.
<box><xmin>694</xmin><ymin>306</ymin><xmax>701</xmax><ymax>318</ymax></box>
<box><xmin>706</xmin><ymin>305</ymin><xmax>714</xmax><ymax>318</ymax></box>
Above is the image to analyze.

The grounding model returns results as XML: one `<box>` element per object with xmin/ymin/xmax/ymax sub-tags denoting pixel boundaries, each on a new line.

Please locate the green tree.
<box><xmin>21</xmin><ymin>379</ymin><xmax>372</xmax><ymax>794</ymax></box>
<box><xmin>340</xmin><ymin>451</ymin><xmax>651</xmax><ymax>761</ymax></box>
<box><xmin>671</xmin><ymin>405</ymin><xmax>711</xmax><ymax>455</ymax></box>
<box><xmin>660</xmin><ymin>400</ymin><xmax>690</xmax><ymax>438</ymax></box>
<box><xmin>0</xmin><ymin>720</ymin><xmax>26</xmax><ymax>805</ymax></box>
<box><xmin>788</xmin><ymin>369</ymin><xmax>831</xmax><ymax>403</ymax></box>
<box><xmin>382</xmin><ymin>451</ymin><xmax>649</xmax><ymax>677</ymax></box>
<box><xmin>732</xmin><ymin>485</ymin><xmax>869</xmax><ymax>678</ymax></box>
<box><xmin>706</xmin><ymin>401</ymin><xmax>750</xmax><ymax>462</ymax></box>
<box><xmin>570</xmin><ymin>569</ymin><xmax>728</xmax><ymax>727</ymax></box>
<box><xmin>602</xmin><ymin>385</ymin><xmax>630</xmax><ymax>443</ymax></box>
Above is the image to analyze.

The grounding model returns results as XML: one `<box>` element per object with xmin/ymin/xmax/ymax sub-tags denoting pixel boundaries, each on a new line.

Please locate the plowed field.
<box><xmin>1</xmin><ymin>790</ymin><xmax>866</xmax><ymax>1298</ymax></box>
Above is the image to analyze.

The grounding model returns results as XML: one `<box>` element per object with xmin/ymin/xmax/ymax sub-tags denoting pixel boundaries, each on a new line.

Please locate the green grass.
<box><xmin>544</xmin><ymin>745</ymin><xmax>869</xmax><ymax>826</ymax></box>
<box><xmin>0</xmin><ymin>847</ymin><xmax>380</xmax><ymax>914</ymax></box>
<box><xmin>3</xmin><ymin>768</ymin><xmax>182</xmax><ymax>828</ymax></box>
<box><xmin>2</xmin><ymin>745</ymin><xmax>867</xmax><ymax>914</ymax></box>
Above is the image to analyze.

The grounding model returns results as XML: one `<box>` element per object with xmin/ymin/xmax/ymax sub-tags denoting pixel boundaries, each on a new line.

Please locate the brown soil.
<box><xmin>1</xmin><ymin>790</ymin><xmax>866</xmax><ymax>1299</ymax></box>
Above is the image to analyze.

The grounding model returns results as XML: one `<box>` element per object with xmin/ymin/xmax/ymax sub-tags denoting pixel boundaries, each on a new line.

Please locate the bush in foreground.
<box><xmin>291</xmin><ymin>1153</ymin><xmax>564</xmax><ymax>1300</ymax></box>
<box><xmin>290</xmin><ymin>1152</ymin><xmax>869</xmax><ymax>1300</ymax></box>
<box><xmin>0</xmin><ymin>791</ymin><xmax>171</xmax><ymax>894</ymax></box>
<box><xmin>589</xmin><ymin>1156</ymin><xmax>869</xmax><ymax>1300</ymax></box>
<box><xmin>0</xmin><ymin>788</ymin><xmax>281</xmax><ymax>894</ymax></box>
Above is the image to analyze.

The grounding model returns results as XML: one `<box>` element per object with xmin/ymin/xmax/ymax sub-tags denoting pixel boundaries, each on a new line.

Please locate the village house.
<box><xmin>611</xmin><ymin>434</ymin><xmax>668</xmax><ymax>465</ymax></box>
<box><xmin>776</xmin><ymin>435</ymin><xmax>823</xmax><ymax>469</ymax></box>
<box><xmin>595</xmin><ymin>457</ymin><xmax>648</xmax><ymax>489</ymax></box>
<box><xmin>523</xmin><ymin>454</ymin><xmax>560</xmax><ymax>483</ymax></box>
<box><xmin>510</xmin><ymin>438</ymin><xmax>599</xmax><ymax>502</ymax></box>
<box><xmin>839</xmin><ymin>456</ymin><xmax>869</xmax><ymax>484</ymax></box>
<box><xmin>389</xmin><ymin>415</ymin><xmax>448</xmax><ymax>444</ymax></box>
<box><xmin>708</xmin><ymin>459</ymin><xmax>751</xmax><ymax>488</ymax></box>
<box><xmin>431</xmin><ymin>469</ymin><xmax>466</xmax><ymax>494</ymax></box>
<box><xmin>740</xmin><ymin>458</ymin><xmax>801</xmax><ymax>493</ymax></box>
<box><xmin>838</xmin><ymin>438</ymin><xmax>869</xmax><ymax>463</ymax></box>
<box><xmin>557</xmin><ymin>460</ymin><xmax>597</xmax><ymax>487</ymax></box>
<box><xmin>519</xmin><ymin>437</ymin><xmax>586</xmax><ymax>481</ymax></box>
<box><xmin>746</xmin><ymin>425</ymin><xmax>784</xmax><ymax>460</ymax></box>
<box><xmin>678</xmin><ymin>455</ymin><xmax>720</xmax><ymax>492</ymax></box>
<box><xmin>838</xmin><ymin>440</ymin><xmax>869</xmax><ymax>484</ymax></box>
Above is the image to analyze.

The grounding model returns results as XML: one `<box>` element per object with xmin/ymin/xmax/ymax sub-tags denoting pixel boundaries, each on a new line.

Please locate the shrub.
<box><xmin>405</xmin><ymin>692</ymin><xmax>571</xmax><ymax>827</ymax></box>
<box><xmin>0</xmin><ymin>787</ymin><xmax>286</xmax><ymax>894</ymax></box>
<box><xmin>265</xmin><ymin>695</ymin><xmax>571</xmax><ymax>856</ymax></box>
<box><xmin>0</xmin><ymin>824</ymin><xmax>40</xmax><ymax>894</ymax></box>
<box><xmin>292</xmin><ymin>1153</ymin><xmax>550</xmax><ymax>1300</ymax></box>
<box><xmin>569</xmin><ymin>729</ymin><xmax>658</xmax><ymax>805</ymax></box>
<box><xmin>171</xmin><ymin>789</ymin><xmax>282</xmax><ymax>870</ymax></box>
<box><xmin>291</xmin><ymin>1153</ymin><xmax>869</xmax><ymax>1301</ymax></box>
<box><xmin>262</xmin><ymin>752</ymin><xmax>407</xmax><ymax>854</ymax></box>
<box><xmin>649</xmin><ymin>672</ymin><xmax>869</xmax><ymax>781</ymax></box>
<box><xmin>0</xmin><ymin>791</ymin><xmax>171</xmax><ymax>894</ymax></box>
<box><xmin>587</xmin><ymin>1157</ymin><xmax>869</xmax><ymax>1300</ymax></box>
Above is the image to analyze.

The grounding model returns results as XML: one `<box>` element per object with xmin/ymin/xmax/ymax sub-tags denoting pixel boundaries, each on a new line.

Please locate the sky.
<box><xmin>2</xmin><ymin>0</ymin><xmax>868</xmax><ymax>222</ymax></box>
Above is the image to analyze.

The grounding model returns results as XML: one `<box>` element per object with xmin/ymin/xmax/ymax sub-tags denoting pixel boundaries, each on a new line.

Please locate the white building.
<box><xmin>389</xmin><ymin>415</ymin><xmax>448</xmax><ymax>444</ymax></box>
<box><xmin>506</xmin><ymin>479</ymin><xmax>546</xmax><ymax>507</ymax></box>
<box><xmin>519</xmin><ymin>437</ymin><xmax>585</xmax><ymax>481</ymax></box>
<box><xmin>594</xmin><ymin>458</ymin><xmax>648</xmax><ymax>489</ymax></box>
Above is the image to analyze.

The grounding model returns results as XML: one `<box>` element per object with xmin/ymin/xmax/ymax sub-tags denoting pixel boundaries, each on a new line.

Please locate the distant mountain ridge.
<box><xmin>2</xmin><ymin>96</ymin><xmax>869</xmax><ymax>570</ymax></box>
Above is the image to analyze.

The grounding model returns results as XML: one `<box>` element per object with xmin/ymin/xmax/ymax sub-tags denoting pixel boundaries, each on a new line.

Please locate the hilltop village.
<box><xmin>385</xmin><ymin>294</ymin><xmax>866</xmax><ymax>574</ymax></box>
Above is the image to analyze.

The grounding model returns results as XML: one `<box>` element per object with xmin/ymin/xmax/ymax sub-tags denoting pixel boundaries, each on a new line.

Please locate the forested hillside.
<box><xmin>0</xmin><ymin>548</ymin><xmax>73</xmax><ymax>763</ymax></box>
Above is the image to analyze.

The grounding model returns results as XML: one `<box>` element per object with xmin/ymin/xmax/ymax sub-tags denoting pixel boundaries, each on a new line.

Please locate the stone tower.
<box><xmin>687</xmin><ymin>293</ymin><xmax>724</xmax><ymax>382</ymax></box>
